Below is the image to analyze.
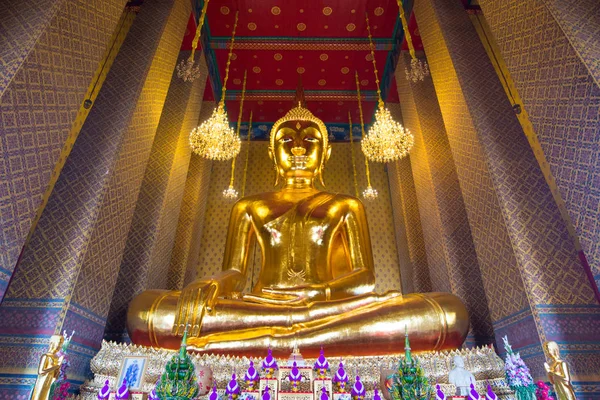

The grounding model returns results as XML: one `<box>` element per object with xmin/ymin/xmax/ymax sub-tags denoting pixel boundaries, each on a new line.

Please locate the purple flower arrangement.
<box><xmin>502</xmin><ymin>336</ymin><xmax>536</xmax><ymax>400</ymax></box>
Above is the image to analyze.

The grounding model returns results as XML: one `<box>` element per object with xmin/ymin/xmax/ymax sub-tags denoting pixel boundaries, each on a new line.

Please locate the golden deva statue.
<box><xmin>127</xmin><ymin>100</ymin><xmax>469</xmax><ymax>357</ymax></box>
<box><xmin>31</xmin><ymin>334</ymin><xmax>64</xmax><ymax>400</ymax></box>
<box><xmin>544</xmin><ymin>341</ymin><xmax>576</xmax><ymax>400</ymax></box>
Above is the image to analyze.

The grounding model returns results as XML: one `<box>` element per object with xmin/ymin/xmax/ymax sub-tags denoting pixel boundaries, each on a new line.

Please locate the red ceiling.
<box><xmin>181</xmin><ymin>1</ymin><xmax>428</xmax><ymax>127</ymax></box>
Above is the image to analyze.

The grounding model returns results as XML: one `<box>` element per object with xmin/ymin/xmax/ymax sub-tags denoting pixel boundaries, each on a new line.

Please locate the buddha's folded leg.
<box><xmin>128</xmin><ymin>290</ymin><xmax>468</xmax><ymax>356</ymax></box>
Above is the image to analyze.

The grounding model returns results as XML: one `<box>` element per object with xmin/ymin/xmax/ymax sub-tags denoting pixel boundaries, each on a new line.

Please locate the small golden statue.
<box><xmin>127</xmin><ymin>93</ymin><xmax>469</xmax><ymax>357</ymax></box>
<box><xmin>544</xmin><ymin>341</ymin><xmax>576</xmax><ymax>400</ymax></box>
<box><xmin>31</xmin><ymin>334</ymin><xmax>64</xmax><ymax>400</ymax></box>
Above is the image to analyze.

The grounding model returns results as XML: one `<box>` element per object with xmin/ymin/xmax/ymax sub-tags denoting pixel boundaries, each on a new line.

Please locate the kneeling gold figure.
<box><xmin>127</xmin><ymin>101</ymin><xmax>469</xmax><ymax>357</ymax></box>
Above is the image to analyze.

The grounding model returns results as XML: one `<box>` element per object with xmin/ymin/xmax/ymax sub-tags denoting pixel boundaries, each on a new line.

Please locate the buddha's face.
<box><xmin>270</xmin><ymin>120</ymin><xmax>331</xmax><ymax>180</ymax></box>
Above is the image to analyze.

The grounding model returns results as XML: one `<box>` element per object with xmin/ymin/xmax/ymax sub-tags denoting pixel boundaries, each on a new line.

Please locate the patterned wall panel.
<box><xmin>195</xmin><ymin>140</ymin><xmax>402</xmax><ymax>294</ymax></box>
<box><xmin>390</xmin><ymin>88</ymin><xmax>450</xmax><ymax>294</ymax></box>
<box><xmin>395</xmin><ymin>59</ymin><xmax>494</xmax><ymax>345</ymax></box>
<box><xmin>0</xmin><ymin>0</ymin><xmax>183</xmax><ymax>394</ymax></box>
<box><xmin>387</xmin><ymin>162</ymin><xmax>414</xmax><ymax>294</ymax></box>
<box><xmin>0</xmin><ymin>0</ymin><xmax>64</xmax><ymax>95</ymax></box>
<box><xmin>173</xmin><ymin>100</ymin><xmax>215</xmax><ymax>289</ymax></box>
<box><xmin>414</xmin><ymin>0</ymin><xmax>600</xmax><ymax>389</ymax></box>
<box><xmin>478</xmin><ymin>0</ymin><xmax>600</xmax><ymax>294</ymax></box>
<box><xmin>0</xmin><ymin>0</ymin><xmax>126</xmax><ymax>297</ymax></box>
<box><xmin>386</xmin><ymin>157</ymin><xmax>432</xmax><ymax>294</ymax></box>
<box><xmin>541</xmin><ymin>0</ymin><xmax>600</xmax><ymax>85</ymax></box>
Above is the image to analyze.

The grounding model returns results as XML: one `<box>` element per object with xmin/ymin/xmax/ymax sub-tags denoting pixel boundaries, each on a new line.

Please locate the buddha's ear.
<box><xmin>268</xmin><ymin>146</ymin><xmax>274</xmax><ymax>161</ymax></box>
<box><xmin>325</xmin><ymin>144</ymin><xmax>332</xmax><ymax>162</ymax></box>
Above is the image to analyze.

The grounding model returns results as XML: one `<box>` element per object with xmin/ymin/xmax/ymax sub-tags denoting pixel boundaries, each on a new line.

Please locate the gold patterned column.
<box><xmin>0</xmin><ymin>0</ymin><xmax>191</xmax><ymax>393</ymax></box>
<box><xmin>112</xmin><ymin>52</ymin><xmax>207</xmax><ymax>311</ymax></box>
<box><xmin>171</xmin><ymin>101</ymin><xmax>215</xmax><ymax>290</ymax></box>
<box><xmin>395</xmin><ymin>53</ymin><xmax>494</xmax><ymax>345</ymax></box>
<box><xmin>414</xmin><ymin>0</ymin><xmax>600</xmax><ymax>387</ymax></box>
<box><xmin>388</xmin><ymin>157</ymin><xmax>432</xmax><ymax>294</ymax></box>
<box><xmin>477</xmin><ymin>0</ymin><xmax>600</xmax><ymax>296</ymax></box>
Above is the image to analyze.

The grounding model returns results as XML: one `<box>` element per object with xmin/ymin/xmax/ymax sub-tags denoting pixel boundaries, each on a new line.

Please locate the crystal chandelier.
<box><xmin>222</xmin><ymin>70</ymin><xmax>248</xmax><ymax>199</ymax></box>
<box><xmin>362</xmin><ymin>11</ymin><xmax>414</xmax><ymax>163</ymax></box>
<box><xmin>354</xmin><ymin>75</ymin><xmax>378</xmax><ymax>200</ymax></box>
<box><xmin>222</xmin><ymin>185</ymin><xmax>238</xmax><ymax>199</ymax></box>
<box><xmin>189</xmin><ymin>12</ymin><xmax>240</xmax><ymax>160</ymax></box>
<box><xmin>405</xmin><ymin>57</ymin><xmax>429</xmax><ymax>83</ymax></box>
<box><xmin>177</xmin><ymin>0</ymin><xmax>210</xmax><ymax>82</ymax></box>
<box><xmin>362</xmin><ymin>186</ymin><xmax>379</xmax><ymax>200</ymax></box>
<box><xmin>397</xmin><ymin>1</ymin><xmax>430</xmax><ymax>83</ymax></box>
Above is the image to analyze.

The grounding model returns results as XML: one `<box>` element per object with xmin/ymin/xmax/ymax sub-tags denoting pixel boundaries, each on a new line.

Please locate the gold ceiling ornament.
<box><xmin>397</xmin><ymin>0</ymin><xmax>429</xmax><ymax>83</ymax></box>
<box><xmin>355</xmin><ymin>72</ymin><xmax>378</xmax><ymax>200</ymax></box>
<box><xmin>223</xmin><ymin>70</ymin><xmax>248</xmax><ymax>199</ymax></box>
<box><xmin>348</xmin><ymin>112</ymin><xmax>359</xmax><ymax>198</ymax></box>
<box><xmin>190</xmin><ymin>11</ymin><xmax>241</xmax><ymax>160</ymax></box>
<box><xmin>177</xmin><ymin>0</ymin><xmax>210</xmax><ymax>82</ymax></box>
<box><xmin>241</xmin><ymin>111</ymin><xmax>253</xmax><ymax>197</ymax></box>
<box><xmin>361</xmin><ymin>11</ymin><xmax>413</xmax><ymax>163</ymax></box>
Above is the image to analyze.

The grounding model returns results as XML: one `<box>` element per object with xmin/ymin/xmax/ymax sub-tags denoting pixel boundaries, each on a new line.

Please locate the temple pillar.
<box><xmin>0</xmin><ymin>0</ymin><xmax>190</xmax><ymax>394</ymax></box>
<box><xmin>395</xmin><ymin>54</ymin><xmax>494</xmax><ymax>345</ymax></box>
<box><xmin>388</xmin><ymin>157</ymin><xmax>432</xmax><ymax>294</ymax></box>
<box><xmin>171</xmin><ymin>101</ymin><xmax>215</xmax><ymax>289</ymax></box>
<box><xmin>0</xmin><ymin>0</ymin><xmax>127</xmax><ymax>297</ymax></box>
<box><xmin>103</xmin><ymin>54</ymin><xmax>207</xmax><ymax>341</ymax></box>
<box><xmin>477</xmin><ymin>0</ymin><xmax>600</xmax><ymax>293</ymax></box>
<box><xmin>414</xmin><ymin>0</ymin><xmax>600</xmax><ymax>390</ymax></box>
<box><xmin>386</xmin><ymin>161</ymin><xmax>413</xmax><ymax>295</ymax></box>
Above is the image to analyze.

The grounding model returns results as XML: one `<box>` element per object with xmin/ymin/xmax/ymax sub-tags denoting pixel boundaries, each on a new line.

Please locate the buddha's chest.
<box><xmin>250</xmin><ymin>196</ymin><xmax>341</xmax><ymax>249</ymax></box>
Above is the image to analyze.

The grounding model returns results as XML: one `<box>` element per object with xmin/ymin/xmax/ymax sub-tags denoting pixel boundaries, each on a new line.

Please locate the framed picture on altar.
<box><xmin>117</xmin><ymin>356</ymin><xmax>148</xmax><ymax>391</ymax></box>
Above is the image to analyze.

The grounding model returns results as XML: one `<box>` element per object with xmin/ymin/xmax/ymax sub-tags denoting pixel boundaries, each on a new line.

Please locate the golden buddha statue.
<box><xmin>127</xmin><ymin>101</ymin><xmax>469</xmax><ymax>357</ymax></box>
<box><xmin>31</xmin><ymin>334</ymin><xmax>64</xmax><ymax>400</ymax></box>
<box><xmin>544</xmin><ymin>341</ymin><xmax>576</xmax><ymax>400</ymax></box>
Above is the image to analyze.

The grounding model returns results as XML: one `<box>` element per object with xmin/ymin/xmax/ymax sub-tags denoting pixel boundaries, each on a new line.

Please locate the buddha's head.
<box><xmin>269</xmin><ymin>103</ymin><xmax>331</xmax><ymax>186</ymax></box>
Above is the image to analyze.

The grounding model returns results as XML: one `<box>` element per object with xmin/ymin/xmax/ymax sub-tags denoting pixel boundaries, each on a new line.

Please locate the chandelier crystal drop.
<box><xmin>190</xmin><ymin>104</ymin><xmax>240</xmax><ymax>160</ymax></box>
<box><xmin>362</xmin><ymin>185</ymin><xmax>379</xmax><ymax>200</ymax></box>
<box><xmin>362</xmin><ymin>105</ymin><xmax>414</xmax><ymax>163</ymax></box>
<box><xmin>362</xmin><ymin>11</ymin><xmax>413</xmax><ymax>163</ymax></box>
<box><xmin>189</xmin><ymin>11</ymin><xmax>240</xmax><ymax>160</ymax></box>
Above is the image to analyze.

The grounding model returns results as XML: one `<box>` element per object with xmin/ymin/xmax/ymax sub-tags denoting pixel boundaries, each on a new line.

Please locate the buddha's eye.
<box><xmin>279</xmin><ymin>137</ymin><xmax>292</xmax><ymax>143</ymax></box>
<box><xmin>304</xmin><ymin>137</ymin><xmax>318</xmax><ymax>143</ymax></box>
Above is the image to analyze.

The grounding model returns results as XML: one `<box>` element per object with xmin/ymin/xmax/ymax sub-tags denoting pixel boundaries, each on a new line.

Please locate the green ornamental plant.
<box><xmin>155</xmin><ymin>331</ymin><xmax>200</xmax><ymax>400</ymax></box>
<box><xmin>389</xmin><ymin>332</ymin><xmax>432</xmax><ymax>400</ymax></box>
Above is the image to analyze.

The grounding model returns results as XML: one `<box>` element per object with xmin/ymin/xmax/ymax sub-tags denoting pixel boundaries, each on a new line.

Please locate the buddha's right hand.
<box><xmin>172</xmin><ymin>279</ymin><xmax>220</xmax><ymax>337</ymax></box>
